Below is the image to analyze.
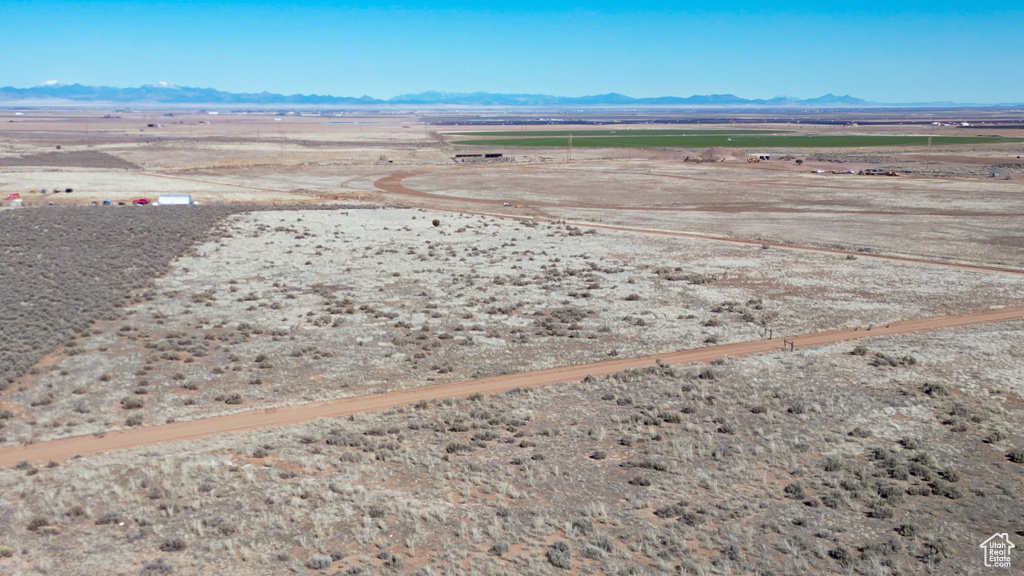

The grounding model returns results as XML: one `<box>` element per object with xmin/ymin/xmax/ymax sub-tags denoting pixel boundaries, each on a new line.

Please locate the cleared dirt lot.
<box><xmin>0</xmin><ymin>110</ymin><xmax>446</xmax><ymax>205</ymax></box>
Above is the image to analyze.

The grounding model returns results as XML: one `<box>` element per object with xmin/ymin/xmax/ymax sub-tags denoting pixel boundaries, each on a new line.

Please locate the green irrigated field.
<box><xmin>451</xmin><ymin>132</ymin><xmax>1024</xmax><ymax>148</ymax></box>
<box><xmin>449</xmin><ymin>129</ymin><xmax>780</xmax><ymax>137</ymax></box>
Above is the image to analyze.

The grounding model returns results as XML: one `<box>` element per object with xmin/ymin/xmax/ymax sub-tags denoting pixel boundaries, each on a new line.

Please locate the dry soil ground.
<box><xmin>2</xmin><ymin>207</ymin><xmax>1024</xmax><ymax>449</ymax></box>
<box><xmin>2</xmin><ymin>322</ymin><xmax>1023</xmax><ymax>575</ymax></box>
<box><xmin>0</xmin><ymin>109</ymin><xmax>1022</xmax><ymax>576</ymax></box>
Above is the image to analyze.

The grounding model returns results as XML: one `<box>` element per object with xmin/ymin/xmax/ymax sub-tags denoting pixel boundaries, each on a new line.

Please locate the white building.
<box><xmin>157</xmin><ymin>194</ymin><xmax>195</xmax><ymax>205</ymax></box>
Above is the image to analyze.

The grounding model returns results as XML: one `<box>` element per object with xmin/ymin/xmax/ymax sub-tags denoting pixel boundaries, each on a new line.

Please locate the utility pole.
<box><xmin>566</xmin><ymin>133</ymin><xmax>573</xmax><ymax>162</ymax></box>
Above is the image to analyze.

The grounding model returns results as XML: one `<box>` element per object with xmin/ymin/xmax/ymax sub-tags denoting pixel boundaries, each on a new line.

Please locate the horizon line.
<box><xmin>2</xmin><ymin>82</ymin><xmax>1022</xmax><ymax>108</ymax></box>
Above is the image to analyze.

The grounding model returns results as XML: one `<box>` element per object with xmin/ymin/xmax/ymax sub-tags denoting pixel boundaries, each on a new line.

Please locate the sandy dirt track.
<box><xmin>374</xmin><ymin>172</ymin><xmax>1024</xmax><ymax>275</ymax></box>
<box><xmin>2</xmin><ymin>305</ymin><xmax>1022</xmax><ymax>467</ymax></box>
<box><xmin>136</xmin><ymin>171</ymin><xmax>293</xmax><ymax>195</ymax></box>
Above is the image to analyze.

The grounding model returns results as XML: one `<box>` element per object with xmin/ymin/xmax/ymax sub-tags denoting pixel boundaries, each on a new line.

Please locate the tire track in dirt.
<box><xmin>135</xmin><ymin>171</ymin><xmax>309</xmax><ymax>195</ymax></box>
<box><xmin>375</xmin><ymin>172</ymin><xmax>1024</xmax><ymax>276</ymax></box>
<box><xmin>3</xmin><ymin>306</ymin><xmax>1022</xmax><ymax>466</ymax></box>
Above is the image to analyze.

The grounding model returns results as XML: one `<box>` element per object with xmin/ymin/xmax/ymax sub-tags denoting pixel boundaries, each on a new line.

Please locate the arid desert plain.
<box><xmin>1</xmin><ymin>108</ymin><xmax>1023</xmax><ymax>575</ymax></box>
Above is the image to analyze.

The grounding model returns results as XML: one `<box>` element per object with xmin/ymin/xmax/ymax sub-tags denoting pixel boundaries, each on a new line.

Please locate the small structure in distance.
<box><xmin>452</xmin><ymin>153</ymin><xmax>512</xmax><ymax>164</ymax></box>
<box><xmin>157</xmin><ymin>194</ymin><xmax>197</xmax><ymax>205</ymax></box>
<box><xmin>859</xmin><ymin>168</ymin><xmax>900</xmax><ymax>177</ymax></box>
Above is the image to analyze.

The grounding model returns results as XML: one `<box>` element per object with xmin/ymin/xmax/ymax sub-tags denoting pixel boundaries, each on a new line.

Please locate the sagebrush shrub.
<box><xmin>547</xmin><ymin>541</ymin><xmax>571</xmax><ymax>570</ymax></box>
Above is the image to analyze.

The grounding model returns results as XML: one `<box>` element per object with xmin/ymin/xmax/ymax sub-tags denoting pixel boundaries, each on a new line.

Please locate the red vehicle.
<box><xmin>132</xmin><ymin>198</ymin><xmax>150</xmax><ymax>205</ymax></box>
<box><xmin>5</xmin><ymin>193</ymin><xmax>20</xmax><ymax>201</ymax></box>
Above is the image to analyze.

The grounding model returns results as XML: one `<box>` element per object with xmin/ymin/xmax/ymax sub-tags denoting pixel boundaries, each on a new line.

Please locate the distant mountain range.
<box><xmin>0</xmin><ymin>83</ymin><xmax>877</xmax><ymax>107</ymax></box>
<box><xmin>0</xmin><ymin>83</ymin><xmax>379</xmax><ymax>106</ymax></box>
<box><xmin>385</xmin><ymin>91</ymin><xmax>869</xmax><ymax>107</ymax></box>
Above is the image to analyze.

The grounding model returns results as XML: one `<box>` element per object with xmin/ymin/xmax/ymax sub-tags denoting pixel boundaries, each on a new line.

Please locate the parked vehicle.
<box><xmin>132</xmin><ymin>198</ymin><xmax>150</xmax><ymax>205</ymax></box>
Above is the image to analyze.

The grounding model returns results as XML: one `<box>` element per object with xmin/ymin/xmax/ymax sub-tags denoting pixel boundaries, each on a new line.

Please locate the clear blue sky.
<box><xmin>3</xmin><ymin>0</ymin><xmax>1022</xmax><ymax>103</ymax></box>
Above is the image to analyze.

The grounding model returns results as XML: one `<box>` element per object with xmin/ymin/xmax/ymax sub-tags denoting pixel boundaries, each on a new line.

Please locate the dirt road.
<box><xmin>3</xmin><ymin>306</ymin><xmax>1022</xmax><ymax>467</ymax></box>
